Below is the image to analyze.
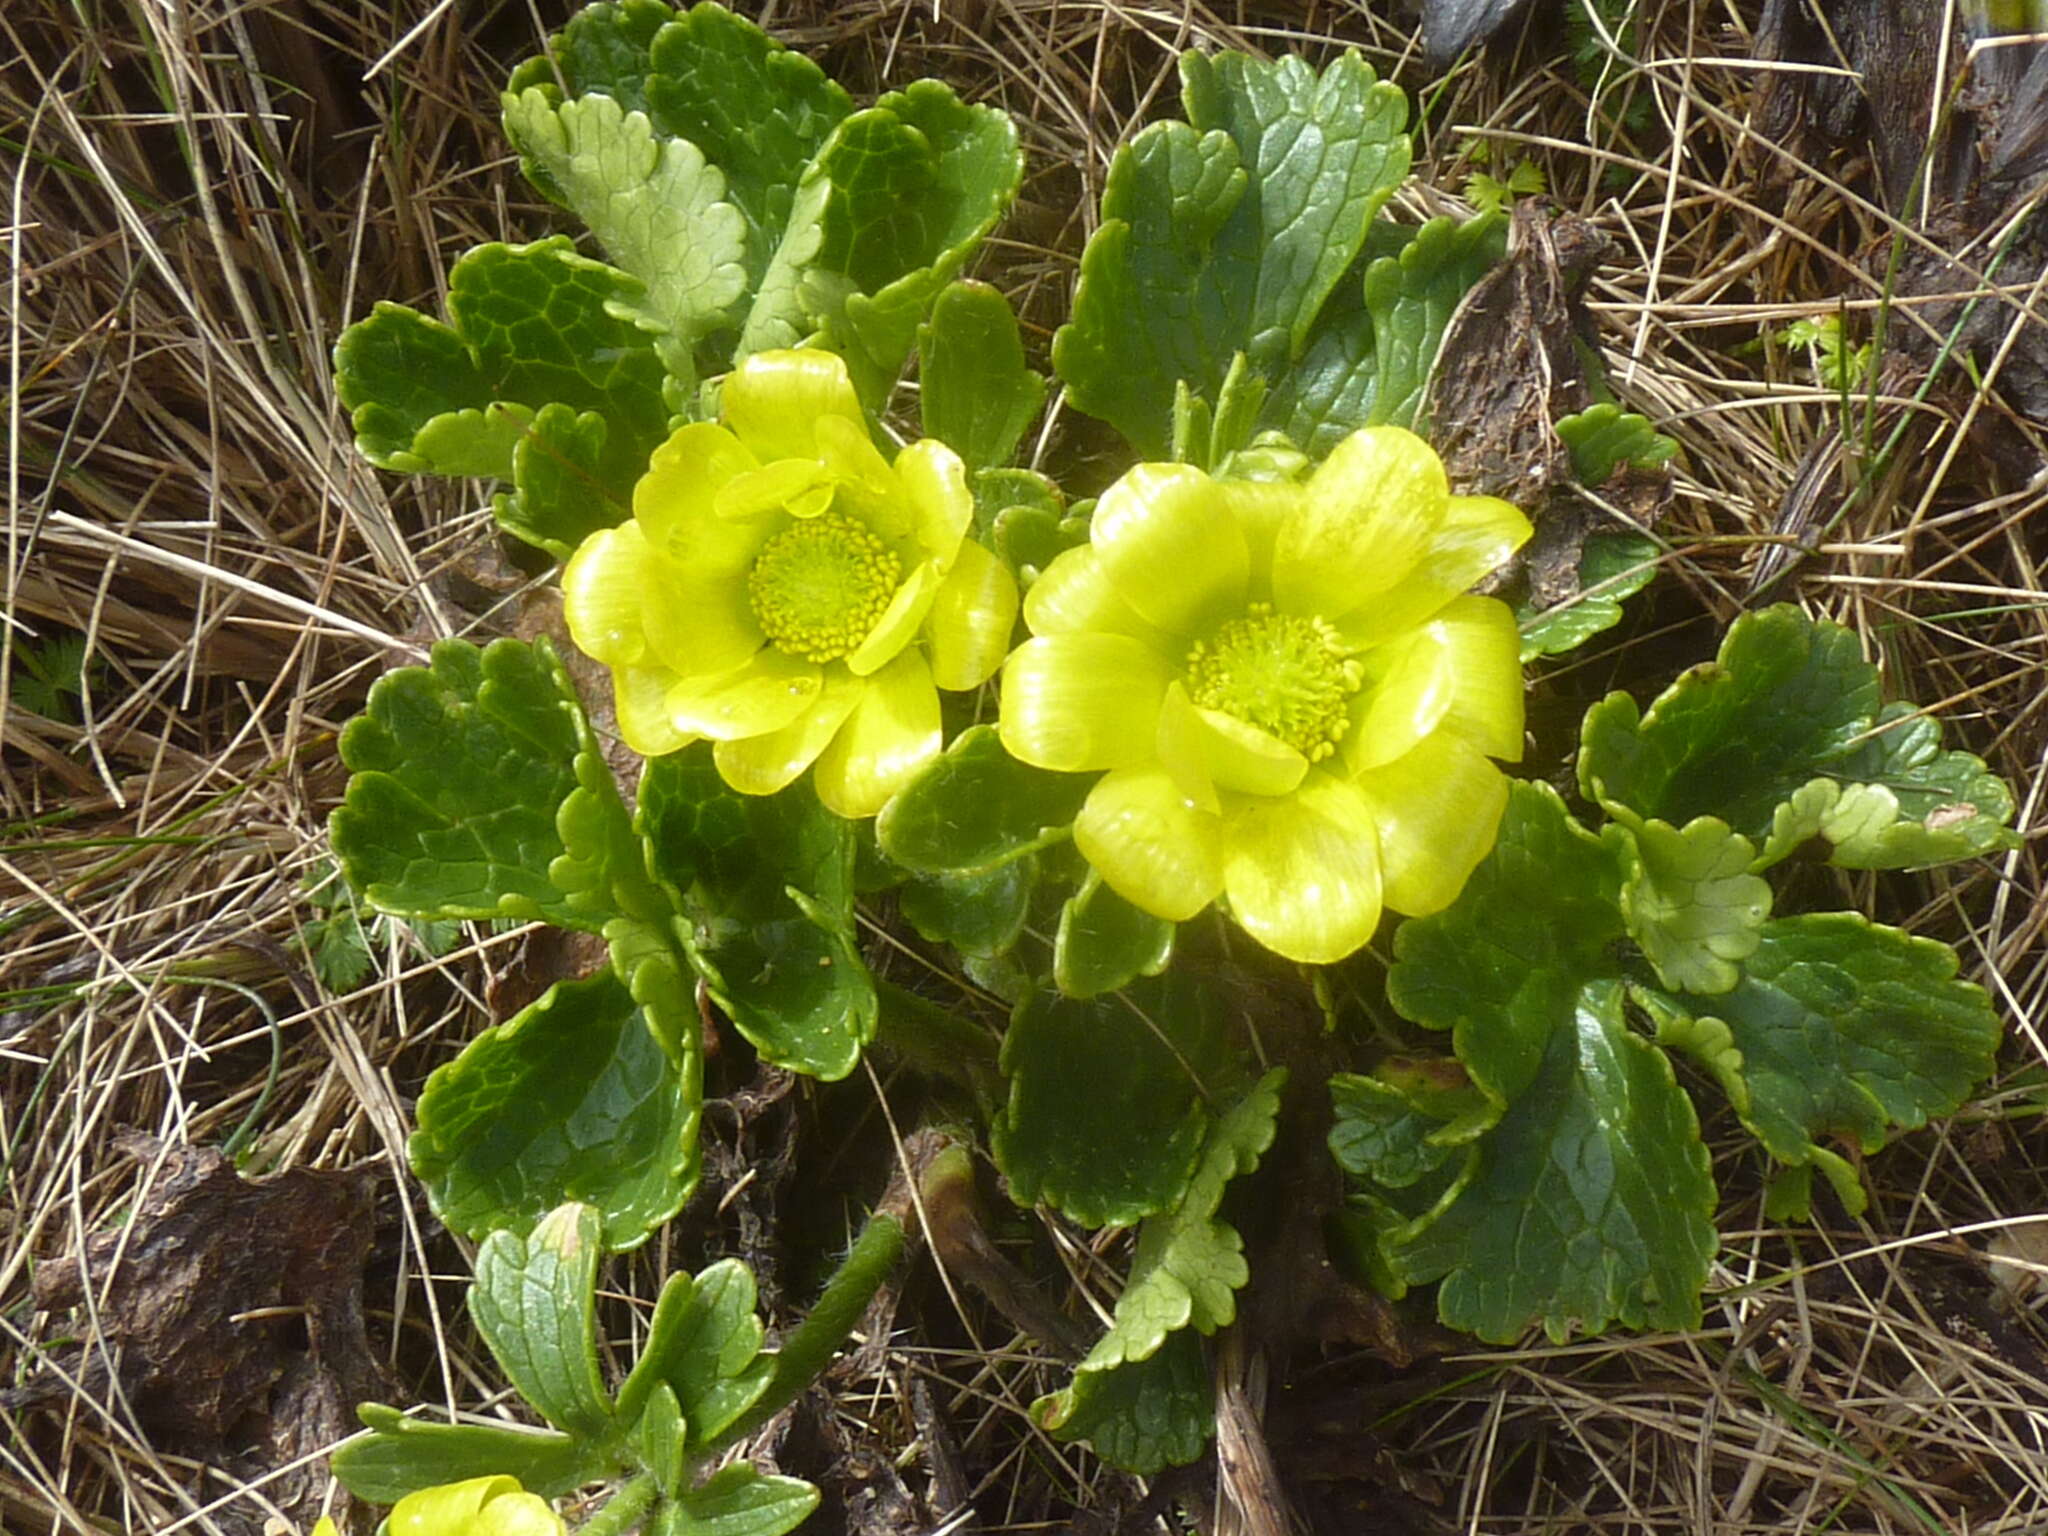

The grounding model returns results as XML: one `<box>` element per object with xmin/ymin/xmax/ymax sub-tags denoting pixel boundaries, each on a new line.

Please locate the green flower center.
<box><xmin>1183</xmin><ymin>603</ymin><xmax>1363</xmax><ymax>762</ymax></box>
<box><xmin>748</xmin><ymin>513</ymin><xmax>902</xmax><ymax>663</ymax></box>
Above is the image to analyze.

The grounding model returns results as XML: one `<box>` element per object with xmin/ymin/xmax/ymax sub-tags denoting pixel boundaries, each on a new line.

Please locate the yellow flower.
<box><xmin>998</xmin><ymin>427</ymin><xmax>1530</xmax><ymax>964</ymax></box>
<box><xmin>318</xmin><ymin>1477</ymin><xmax>562</xmax><ymax>1536</ymax></box>
<box><xmin>563</xmin><ymin>350</ymin><xmax>1019</xmax><ymax>817</ymax></box>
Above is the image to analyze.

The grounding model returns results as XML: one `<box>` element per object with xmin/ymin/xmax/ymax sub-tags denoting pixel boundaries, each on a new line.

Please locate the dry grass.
<box><xmin>4</xmin><ymin>0</ymin><xmax>2048</xmax><ymax>1532</ymax></box>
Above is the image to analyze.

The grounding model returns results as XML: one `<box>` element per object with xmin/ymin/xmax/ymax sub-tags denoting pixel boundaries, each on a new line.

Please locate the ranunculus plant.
<box><xmin>321</xmin><ymin>0</ymin><xmax>2015</xmax><ymax>1503</ymax></box>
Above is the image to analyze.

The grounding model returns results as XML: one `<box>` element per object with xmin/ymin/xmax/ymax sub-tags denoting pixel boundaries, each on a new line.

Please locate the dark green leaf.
<box><xmin>1557</xmin><ymin>402</ymin><xmax>1678</xmax><ymax>485</ymax></box>
<box><xmin>410</xmin><ymin>969</ymin><xmax>700</xmax><ymax>1249</ymax></box>
<box><xmin>1516</xmin><ymin>530</ymin><xmax>1659</xmax><ymax>660</ymax></box>
<box><xmin>1794</xmin><ymin>703</ymin><xmax>2021</xmax><ymax>868</ymax></box>
<box><xmin>1055</xmin><ymin>50</ymin><xmax>1410</xmax><ymax>455</ymax></box>
<box><xmin>471</xmin><ymin>1203</ymin><xmax>615</xmax><ymax>1438</ymax></box>
<box><xmin>991</xmin><ymin>972</ymin><xmax>1237</xmax><ymax>1228</ymax></box>
<box><xmin>634</xmin><ymin>1383</ymin><xmax>686</xmax><ymax>1497</ymax></box>
<box><xmin>1328</xmin><ymin>1065</ymin><xmax>1488</xmax><ymax>1189</ymax></box>
<box><xmin>919</xmin><ymin>280</ymin><xmax>1046</xmax><ymax>473</ymax></box>
<box><xmin>1053</xmin><ymin>871</ymin><xmax>1175</xmax><ymax>999</ymax></box>
<box><xmin>1362</xmin><ymin>210</ymin><xmax>1507</xmax><ymax>433</ymax></box>
<box><xmin>875</xmin><ymin>725</ymin><xmax>1093</xmax><ymax>875</ymax></box>
<box><xmin>899</xmin><ymin>858</ymin><xmax>1036</xmax><ymax>958</ymax></box>
<box><xmin>1032</xmin><ymin>1329</ymin><xmax>1210</xmax><ymax>1475</ymax></box>
<box><xmin>638</xmin><ymin>748</ymin><xmax>874</xmax><ymax>1079</ymax></box>
<box><xmin>332</xmin><ymin>639</ymin><xmax>620</xmax><ymax>929</ymax></box>
<box><xmin>331</xmin><ymin>1404</ymin><xmax>600</xmax><ymax>1503</ymax></box>
<box><xmin>615</xmin><ymin>1259</ymin><xmax>773</xmax><ymax>1449</ymax></box>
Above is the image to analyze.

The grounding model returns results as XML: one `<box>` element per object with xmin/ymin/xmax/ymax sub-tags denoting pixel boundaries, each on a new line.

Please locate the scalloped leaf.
<box><xmin>638</xmin><ymin>748</ymin><xmax>874</xmax><ymax>1079</ymax></box>
<box><xmin>1654</xmin><ymin>913</ymin><xmax>2002</xmax><ymax>1197</ymax></box>
<box><xmin>1582</xmin><ymin>606</ymin><xmax>2018</xmax><ymax>868</ymax></box>
<box><xmin>1557</xmin><ymin>401</ymin><xmax>1678</xmax><ymax>485</ymax></box>
<box><xmin>409</xmin><ymin>969</ymin><xmax>699</xmax><ymax>1248</ymax></box>
<box><xmin>333</xmin><ymin>239</ymin><xmax>670</xmax><ymax>553</ymax></box>
<box><xmin>1031</xmin><ymin>1329</ymin><xmax>1210</xmax><ymax>1476</ymax></box>
<box><xmin>1055</xmin><ymin>50</ymin><xmax>1411</xmax><ymax>456</ymax></box>
<box><xmin>501</xmin><ymin>87</ymin><xmax>748</xmax><ymax>375</ymax></box>
<box><xmin>1517</xmin><ymin>530</ymin><xmax>1659</xmax><ymax>661</ymax></box>
<box><xmin>1611</xmin><ymin>813</ymin><xmax>1771</xmax><ymax>996</ymax></box>
<box><xmin>471</xmin><ymin>1204</ymin><xmax>615</xmax><ymax>1438</ymax></box>
<box><xmin>615</xmin><ymin>1258</ymin><xmax>773</xmax><ymax>1449</ymax></box>
<box><xmin>919</xmin><ymin>280</ymin><xmax>1045</xmax><ymax>473</ymax></box>
<box><xmin>331</xmin><ymin>1405</ymin><xmax>600</xmax><ymax>1503</ymax></box>
<box><xmin>1359</xmin><ymin>210</ymin><xmax>1507</xmax><ymax>434</ymax></box>
<box><xmin>332</xmin><ymin>638</ymin><xmax>624</xmax><ymax>930</ymax></box>
<box><xmin>991</xmin><ymin>973</ymin><xmax>1238</xmax><ymax>1229</ymax></box>
<box><xmin>874</xmin><ymin>724</ymin><xmax>1094</xmax><ymax>875</ymax></box>
<box><xmin>1053</xmin><ymin>870</ymin><xmax>1176</xmax><ymax>999</ymax></box>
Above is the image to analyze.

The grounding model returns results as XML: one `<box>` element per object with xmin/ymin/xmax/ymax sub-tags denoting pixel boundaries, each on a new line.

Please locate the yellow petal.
<box><xmin>1020</xmin><ymin>545</ymin><xmax>1179</xmax><ymax>650</ymax></box>
<box><xmin>477</xmin><ymin>1492</ymin><xmax>566</xmax><ymax>1536</ymax></box>
<box><xmin>1352</xmin><ymin>730</ymin><xmax>1508</xmax><ymax>916</ymax></box>
<box><xmin>813</xmin><ymin>649</ymin><xmax>941</xmax><ymax>817</ymax></box>
<box><xmin>666</xmin><ymin>648</ymin><xmax>821</xmax><ymax>740</ymax></box>
<box><xmin>925</xmin><ymin>538</ymin><xmax>1020</xmax><ymax>690</ymax></box>
<box><xmin>845</xmin><ymin>560</ymin><xmax>940</xmax><ymax>677</ymax></box>
<box><xmin>1222</xmin><ymin>772</ymin><xmax>1383</xmax><ymax>964</ymax></box>
<box><xmin>1430</xmin><ymin>595</ymin><xmax>1525</xmax><ymax>762</ymax></box>
<box><xmin>723</xmin><ymin>348</ymin><xmax>863</xmax><ymax>462</ymax></box>
<box><xmin>637</xmin><ymin>545</ymin><xmax>763</xmax><ymax>679</ymax></box>
<box><xmin>634</xmin><ymin>423</ymin><xmax>759</xmax><ymax>554</ymax></box>
<box><xmin>1192</xmin><ymin>706</ymin><xmax>1310</xmax><ymax>797</ymax></box>
<box><xmin>1074</xmin><ymin>766</ymin><xmax>1225</xmax><ymax>922</ymax></box>
<box><xmin>612</xmin><ymin>662</ymin><xmax>696</xmax><ymax>757</ymax></box>
<box><xmin>714</xmin><ymin>667</ymin><xmax>864</xmax><ymax>796</ymax></box>
<box><xmin>1271</xmin><ymin>426</ymin><xmax>1448</xmax><ymax>622</ymax></box>
<box><xmin>561</xmin><ymin>524</ymin><xmax>650</xmax><ymax>667</ymax></box>
<box><xmin>390</xmin><ymin>1477</ymin><xmax>517</xmax><ymax>1535</ymax></box>
<box><xmin>998</xmin><ymin>633</ymin><xmax>1173</xmax><ymax>772</ymax></box>
<box><xmin>814</xmin><ymin>413</ymin><xmax>905</xmax><ymax>536</ymax></box>
<box><xmin>1154</xmin><ymin>681</ymin><xmax>1221</xmax><ymax>814</ymax></box>
<box><xmin>1341</xmin><ymin>624</ymin><xmax>1455</xmax><ymax>774</ymax></box>
<box><xmin>893</xmin><ymin>437</ymin><xmax>974</xmax><ymax>561</ymax></box>
<box><xmin>1335</xmin><ymin>492</ymin><xmax>1532</xmax><ymax>646</ymax></box>
<box><xmin>1090</xmin><ymin>463</ymin><xmax>1249</xmax><ymax>638</ymax></box>
<box><xmin>310</xmin><ymin>1521</ymin><xmax>340</xmax><ymax>1536</ymax></box>
<box><xmin>715</xmin><ymin>457</ymin><xmax>832</xmax><ymax>522</ymax></box>
<box><xmin>1215</xmin><ymin>477</ymin><xmax>1298</xmax><ymax>601</ymax></box>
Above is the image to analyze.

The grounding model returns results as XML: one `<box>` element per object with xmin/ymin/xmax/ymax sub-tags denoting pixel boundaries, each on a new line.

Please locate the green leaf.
<box><xmin>1360</xmin><ymin>210</ymin><xmax>1507</xmax><ymax>433</ymax></box>
<box><xmin>501</xmin><ymin>87</ymin><xmax>748</xmax><ymax>376</ymax></box>
<box><xmin>1031</xmin><ymin>1329</ymin><xmax>1210</xmax><ymax>1475</ymax></box>
<box><xmin>1581</xmin><ymin>606</ymin><xmax>2018</xmax><ymax>868</ymax></box>
<box><xmin>410</xmin><ymin>969</ymin><xmax>700</xmax><ymax>1248</ymax></box>
<box><xmin>1387</xmin><ymin>977</ymin><xmax>1718</xmax><ymax>1343</ymax></box>
<box><xmin>991</xmin><ymin>973</ymin><xmax>1237</xmax><ymax>1228</ymax></box>
<box><xmin>333</xmin><ymin>239</ymin><xmax>671</xmax><ymax>553</ymax></box>
<box><xmin>615</xmin><ymin>1258</ymin><xmax>773</xmax><ymax>1450</ymax></box>
<box><xmin>638</xmin><ymin>748</ymin><xmax>875</xmax><ymax>1079</ymax></box>
<box><xmin>331</xmin><ymin>1405</ymin><xmax>599</xmax><ymax>1503</ymax></box>
<box><xmin>1055</xmin><ymin>50</ymin><xmax>1410</xmax><ymax>455</ymax></box>
<box><xmin>1662</xmin><ymin>913</ymin><xmax>2002</xmax><ymax>1189</ymax></box>
<box><xmin>1383</xmin><ymin>782</ymin><xmax>1718</xmax><ymax>1341</ymax></box>
<box><xmin>918</xmin><ymin>280</ymin><xmax>1045</xmax><ymax>472</ymax></box>
<box><xmin>898</xmin><ymin>858</ymin><xmax>1036</xmax><ymax>958</ymax></box>
<box><xmin>471</xmin><ymin>1204</ymin><xmax>615</xmax><ymax>1438</ymax></box>
<box><xmin>1516</xmin><ymin>530</ymin><xmax>1659</xmax><ymax>661</ymax></box>
<box><xmin>635</xmin><ymin>1383</ymin><xmax>686</xmax><ymax>1497</ymax></box>
<box><xmin>661</xmin><ymin>1463</ymin><xmax>819</xmax><ymax>1536</ymax></box>
<box><xmin>875</xmin><ymin>725</ymin><xmax>1093</xmax><ymax>875</ymax></box>
<box><xmin>1053</xmin><ymin>871</ymin><xmax>1176</xmax><ymax>999</ymax></box>
<box><xmin>1611</xmin><ymin>814</ymin><xmax>1771</xmax><ymax>995</ymax></box>
<box><xmin>1557</xmin><ymin>401</ymin><xmax>1677</xmax><ymax>485</ymax></box>
<box><xmin>1328</xmin><ymin>1064</ymin><xmax>1489</xmax><ymax>1189</ymax></box>
<box><xmin>332</xmin><ymin>639</ymin><xmax>621</xmax><ymax>929</ymax></box>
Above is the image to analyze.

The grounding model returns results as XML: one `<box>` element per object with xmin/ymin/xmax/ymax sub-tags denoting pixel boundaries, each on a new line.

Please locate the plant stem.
<box><xmin>572</xmin><ymin>1472</ymin><xmax>659</xmax><ymax>1536</ymax></box>
<box><xmin>709</xmin><ymin>1211</ymin><xmax>906</xmax><ymax>1450</ymax></box>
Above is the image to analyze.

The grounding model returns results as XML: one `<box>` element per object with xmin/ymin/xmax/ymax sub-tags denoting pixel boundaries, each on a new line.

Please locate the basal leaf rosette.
<box><xmin>998</xmin><ymin>427</ymin><xmax>1530</xmax><ymax>963</ymax></box>
<box><xmin>563</xmin><ymin>348</ymin><xmax>1018</xmax><ymax>816</ymax></box>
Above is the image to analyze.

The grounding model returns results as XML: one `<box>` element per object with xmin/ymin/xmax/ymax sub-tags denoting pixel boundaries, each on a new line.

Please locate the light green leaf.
<box><xmin>502</xmin><ymin>87</ymin><xmax>748</xmax><ymax>376</ymax></box>
<box><xmin>634</xmin><ymin>1384</ymin><xmax>686</xmax><ymax>1497</ymax></box>
<box><xmin>409</xmin><ymin>969</ymin><xmax>700</xmax><ymax>1248</ymax></box>
<box><xmin>875</xmin><ymin>725</ymin><xmax>1093</xmax><ymax>875</ymax></box>
<box><xmin>1804</xmin><ymin>703</ymin><xmax>2019</xmax><ymax>868</ymax></box>
<box><xmin>331</xmin><ymin>1405</ymin><xmax>599</xmax><ymax>1503</ymax></box>
<box><xmin>919</xmin><ymin>280</ymin><xmax>1045</xmax><ymax>473</ymax></box>
<box><xmin>660</xmin><ymin>1462</ymin><xmax>820</xmax><ymax>1536</ymax></box>
<box><xmin>1053</xmin><ymin>870</ymin><xmax>1176</xmax><ymax>999</ymax></box>
<box><xmin>615</xmin><ymin>1259</ymin><xmax>773</xmax><ymax>1449</ymax></box>
<box><xmin>992</xmin><ymin>973</ymin><xmax>1238</xmax><ymax>1229</ymax></box>
<box><xmin>1664</xmin><ymin>913</ymin><xmax>2002</xmax><ymax>1192</ymax></box>
<box><xmin>1611</xmin><ymin>813</ymin><xmax>1771</xmax><ymax>995</ymax></box>
<box><xmin>1055</xmin><ymin>50</ymin><xmax>1410</xmax><ymax>456</ymax></box>
<box><xmin>1517</xmin><ymin>530</ymin><xmax>1659</xmax><ymax>661</ymax></box>
<box><xmin>332</xmin><ymin>639</ymin><xmax>622</xmax><ymax>930</ymax></box>
<box><xmin>1031</xmin><ymin>1329</ymin><xmax>1211</xmax><ymax>1475</ymax></box>
<box><xmin>638</xmin><ymin>748</ymin><xmax>874</xmax><ymax>1079</ymax></box>
<box><xmin>471</xmin><ymin>1204</ymin><xmax>615</xmax><ymax>1438</ymax></box>
<box><xmin>1557</xmin><ymin>401</ymin><xmax>1678</xmax><ymax>485</ymax></box>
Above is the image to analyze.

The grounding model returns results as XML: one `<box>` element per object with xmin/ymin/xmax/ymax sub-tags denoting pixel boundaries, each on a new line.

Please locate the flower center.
<box><xmin>748</xmin><ymin>514</ymin><xmax>903</xmax><ymax>663</ymax></box>
<box><xmin>1183</xmin><ymin>603</ymin><xmax>1363</xmax><ymax>762</ymax></box>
